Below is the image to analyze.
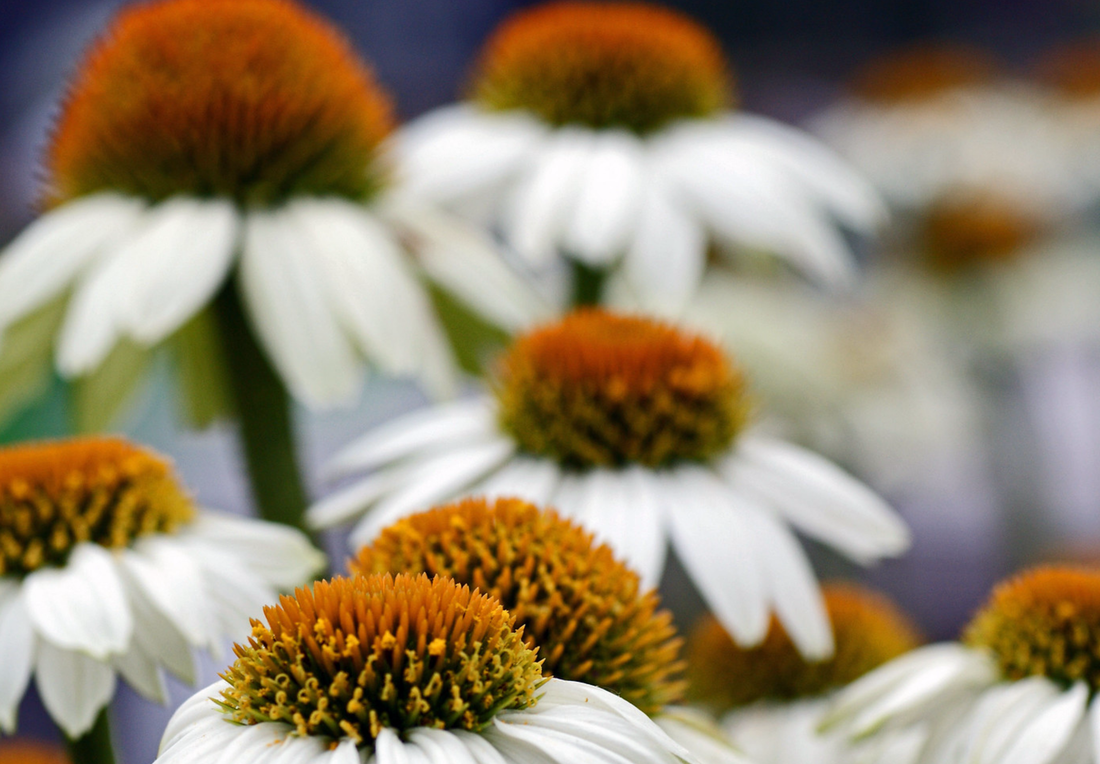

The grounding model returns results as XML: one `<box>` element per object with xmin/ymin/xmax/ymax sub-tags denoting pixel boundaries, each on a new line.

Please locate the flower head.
<box><xmin>495</xmin><ymin>309</ymin><xmax>752</xmax><ymax>468</ymax></box>
<box><xmin>0</xmin><ymin>437</ymin><xmax>194</xmax><ymax>576</ymax></box>
<box><xmin>354</xmin><ymin>496</ymin><xmax>685</xmax><ymax>715</ymax></box>
<box><xmin>471</xmin><ymin>1</ymin><xmax>730</xmax><ymax>134</ymax></box>
<box><xmin>218</xmin><ymin>573</ymin><xmax>543</xmax><ymax>746</ymax></box>
<box><xmin>850</xmin><ymin>44</ymin><xmax>998</xmax><ymax>103</ymax></box>
<box><xmin>964</xmin><ymin>566</ymin><xmax>1100</xmax><ymax>691</ymax></box>
<box><xmin>686</xmin><ymin>583</ymin><xmax>921</xmax><ymax>711</ymax></box>
<box><xmin>49</xmin><ymin>0</ymin><xmax>393</xmax><ymax>206</ymax></box>
<box><xmin>921</xmin><ymin>192</ymin><xmax>1041</xmax><ymax>271</ymax></box>
<box><xmin>0</xmin><ymin>436</ymin><xmax>323</xmax><ymax>738</ymax></box>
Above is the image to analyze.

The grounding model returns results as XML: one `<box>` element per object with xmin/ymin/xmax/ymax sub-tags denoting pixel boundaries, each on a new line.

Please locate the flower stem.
<box><xmin>212</xmin><ymin>280</ymin><xmax>311</xmax><ymax>533</ymax></box>
<box><xmin>65</xmin><ymin>709</ymin><xmax>115</xmax><ymax>764</ymax></box>
<box><xmin>569</xmin><ymin>259</ymin><xmax>608</xmax><ymax>307</ymax></box>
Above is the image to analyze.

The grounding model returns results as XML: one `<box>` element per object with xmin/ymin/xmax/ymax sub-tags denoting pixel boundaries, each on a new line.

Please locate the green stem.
<box><xmin>65</xmin><ymin>709</ymin><xmax>115</xmax><ymax>764</ymax></box>
<box><xmin>569</xmin><ymin>259</ymin><xmax>608</xmax><ymax>307</ymax></box>
<box><xmin>212</xmin><ymin>280</ymin><xmax>311</xmax><ymax>534</ymax></box>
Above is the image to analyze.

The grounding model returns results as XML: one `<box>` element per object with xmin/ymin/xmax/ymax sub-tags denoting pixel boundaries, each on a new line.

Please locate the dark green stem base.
<box><xmin>569</xmin><ymin>259</ymin><xmax>608</xmax><ymax>308</ymax></box>
<box><xmin>213</xmin><ymin>281</ymin><xmax>311</xmax><ymax>533</ymax></box>
<box><xmin>65</xmin><ymin>709</ymin><xmax>115</xmax><ymax>764</ymax></box>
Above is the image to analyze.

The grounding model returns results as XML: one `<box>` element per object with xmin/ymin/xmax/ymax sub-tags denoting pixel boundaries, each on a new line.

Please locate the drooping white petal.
<box><xmin>114</xmin><ymin>640</ymin><xmax>166</xmax><ymax>702</ymax></box>
<box><xmin>183</xmin><ymin>512</ymin><xmax>324</xmax><ymax>590</ymax></box>
<box><xmin>716</xmin><ymin>114</ymin><xmax>888</xmax><ymax>231</ymax></box>
<box><xmin>394</xmin><ymin>104</ymin><xmax>545</xmax><ymax>204</ymax></box>
<box><xmin>159</xmin><ymin>682</ymin><xmax>237</xmax><ymax>753</ymax></box>
<box><xmin>324</xmin><ymin>398</ymin><xmax>495</xmax><ymax>479</ymax></box>
<box><xmin>739</xmin><ymin>503</ymin><xmax>833</xmax><ymax>659</ymax></box>
<box><xmin>562</xmin><ymin>131</ymin><xmax>645</xmax><ymax>265</ymax></box>
<box><xmin>382</xmin><ymin>196</ymin><xmax>551</xmax><ymax>332</ymax></box>
<box><xmin>55</xmin><ymin>241</ymin><xmax>138</xmax><ymax>375</ymax></box>
<box><xmin>121</xmin><ymin>198</ymin><xmax>239</xmax><ymax>344</ymax></box>
<box><xmin>120</xmin><ymin>536</ymin><xmax>216</xmax><ymax>652</ymax></box>
<box><xmin>0</xmin><ymin>194</ymin><xmax>144</xmax><ymax>329</ymax></box>
<box><xmin>24</xmin><ymin>543</ymin><xmax>133</xmax><ymax>659</ymax></box>
<box><xmin>0</xmin><ymin>586</ymin><xmax>35</xmax><ymax>733</ymax></box>
<box><xmin>35</xmin><ymin>641</ymin><xmax>116</xmax><ymax>738</ymax></box>
<box><xmin>185</xmin><ymin>546</ymin><xmax>277</xmax><ymax>647</ymax></box>
<box><xmin>566</xmin><ymin>468</ymin><xmax>667</xmax><ymax>591</ymax></box>
<box><xmin>654</xmin><ymin>127</ymin><xmax>857</xmax><ymax>289</ymax></box>
<box><xmin>239</xmin><ymin>207</ymin><xmax>362</xmax><ymax>408</ymax></box>
<box><xmin>656</xmin><ymin>709</ymin><xmax>754</xmax><ymax>764</ymax></box>
<box><xmin>664</xmin><ymin>467</ymin><xmax>769</xmax><ymax>647</ymax></box>
<box><xmin>621</xmin><ymin>176</ymin><xmax>708</xmax><ymax>311</ymax></box>
<box><xmin>503</xmin><ymin>128</ymin><xmax>594</xmax><ymax>266</ymax></box>
<box><xmin>728</xmin><ymin>436</ymin><xmax>910</xmax><ymax>563</ymax></box>
<box><xmin>451</xmin><ymin>731</ymin><xmax>511</xmax><ymax>764</ymax></box>
<box><xmin>287</xmin><ymin>199</ymin><xmax>457</xmax><ymax>397</ymax></box>
<box><xmin>347</xmin><ymin>439</ymin><xmax>516</xmax><ymax>549</ymax></box>
<box><xmin>120</xmin><ymin>560</ymin><xmax>197</xmax><ymax>684</ymax></box>
<box><xmin>999</xmin><ymin>683</ymin><xmax>1088</xmax><ymax>764</ymax></box>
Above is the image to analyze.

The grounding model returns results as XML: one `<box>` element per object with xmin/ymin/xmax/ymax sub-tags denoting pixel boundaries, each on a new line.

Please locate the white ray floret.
<box><xmin>310</xmin><ymin>395</ymin><xmax>910</xmax><ymax>661</ymax></box>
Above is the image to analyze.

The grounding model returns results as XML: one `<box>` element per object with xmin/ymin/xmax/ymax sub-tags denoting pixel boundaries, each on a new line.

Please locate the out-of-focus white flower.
<box><xmin>0</xmin><ymin>436</ymin><xmax>324</xmax><ymax>738</ymax></box>
<box><xmin>0</xmin><ymin>0</ymin><xmax>543</xmax><ymax>413</ymax></box>
<box><xmin>156</xmin><ymin>573</ymin><xmax>702</xmax><ymax>764</ymax></box>
<box><xmin>823</xmin><ymin>566</ymin><xmax>1100</xmax><ymax>764</ymax></box>
<box><xmin>395</xmin><ymin>1</ymin><xmax>885</xmax><ymax>310</ymax></box>
<box><xmin>687</xmin><ymin>583</ymin><xmax>924</xmax><ymax>764</ymax></box>
<box><xmin>615</xmin><ymin>270</ymin><xmax>983</xmax><ymax>491</ymax></box>
<box><xmin>312</xmin><ymin>311</ymin><xmax>909</xmax><ymax>660</ymax></box>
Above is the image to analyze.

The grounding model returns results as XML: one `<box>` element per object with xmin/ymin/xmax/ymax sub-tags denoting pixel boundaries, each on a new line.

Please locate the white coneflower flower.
<box><xmin>156</xmin><ymin>573</ymin><xmax>702</xmax><ymax>764</ymax></box>
<box><xmin>311</xmin><ymin>310</ymin><xmax>910</xmax><ymax>660</ymax></box>
<box><xmin>822</xmin><ymin>566</ymin><xmax>1100</xmax><ymax>764</ymax></box>
<box><xmin>395</xmin><ymin>1</ymin><xmax>885</xmax><ymax>309</ymax></box>
<box><xmin>0</xmin><ymin>0</ymin><xmax>542</xmax><ymax>530</ymax></box>
<box><xmin>688</xmin><ymin>583</ymin><xmax>923</xmax><ymax>764</ymax></box>
<box><xmin>354</xmin><ymin>495</ymin><xmax>752</xmax><ymax>764</ymax></box>
<box><xmin>0</xmin><ymin>437</ymin><xmax>324</xmax><ymax>740</ymax></box>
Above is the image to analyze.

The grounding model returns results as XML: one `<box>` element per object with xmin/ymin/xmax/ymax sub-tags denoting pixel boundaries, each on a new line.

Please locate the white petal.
<box><xmin>566</xmin><ymin>468</ymin><xmax>667</xmax><ymax>591</ymax></box>
<box><xmin>622</xmin><ymin>178</ymin><xmax>707</xmax><ymax>311</ymax></box>
<box><xmin>121</xmin><ymin>561</ymin><xmax>197</xmax><ymax>684</ymax></box>
<box><xmin>288</xmin><ymin>199</ymin><xmax>457</xmax><ymax>397</ymax></box>
<box><xmin>656</xmin><ymin>710</ymin><xmax>754</xmax><ymax>764</ymax></box>
<box><xmin>239</xmin><ymin>207</ymin><xmax>362</xmax><ymax>408</ymax></box>
<box><xmin>665</xmin><ymin>467</ymin><xmax>769</xmax><ymax>647</ymax></box>
<box><xmin>183</xmin><ymin>513</ymin><xmax>324</xmax><ymax>590</ymax></box>
<box><xmin>846</xmin><ymin>648</ymin><xmax>996</xmax><ymax>737</ymax></box>
<box><xmin>376</xmin><ymin>727</ymin><xmax>414</xmax><ymax>764</ymax></box>
<box><xmin>347</xmin><ymin>438</ymin><xmax>516</xmax><ymax>548</ymax></box>
<box><xmin>120</xmin><ymin>536</ymin><xmax>215</xmax><ymax>651</ymax></box>
<box><xmin>717</xmin><ymin>114</ymin><xmax>887</xmax><ymax>231</ymax></box>
<box><xmin>122</xmin><ymin>198</ymin><xmax>239</xmax><ymax>343</ymax></box>
<box><xmin>503</xmin><ymin>129</ymin><xmax>594</xmax><ymax>266</ymax></box>
<box><xmin>55</xmin><ymin>245</ymin><xmax>134</xmax><ymax>375</ymax></box>
<box><xmin>114</xmin><ymin>640</ymin><xmax>166</xmax><ymax>702</ymax></box>
<box><xmin>0</xmin><ymin>194</ymin><xmax>144</xmax><ymax>328</ymax></box>
<box><xmin>478</xmin><ymin>457</ymin><xmax>563</xmax><ymax>512</ymax></box>
<box><xmin>0</xmin><ymin>587</ymin><xmax>35</xmax><ymax>733</ymax></box>
<box><xmin>562</xmin><ymin>131</ymin><xmax>645</xmax><ymax>264</ymax></box>
<box><xmin>821</xmin><ymin>644</ymin><xmax>991</xmax><ymax>732</ymax></box>
<box><xmin>407</xmin><ymin>729</ymin><xmax>478</xmax><ymax>764</ymax></box>
<box><xmin>738</xmin><ymin>503</ymin><xmax>832</xmax><ymax>659</ymax></box>
<box><xmin>963</xmin><ymin>678</ymin><xmax>1062</xmax><ymax>764</ymax></box>
<box><xmin>655</xmin><ymin>127</ymin><xmax>857</xmax><ymax>288</ymax></box>
<box><xmin>35</xmin><ymin>642</ymin><xmax>116</xmax><ymax>738</ymax></box>
<box><xmin>24</xmin><ymin>543</ymin><xmax>133</xmax><ymax>659</ymax></box>
<box><xmin>450</xmin><ymin>731</ymin><xmax>511</xmax><ymax>764</ymax></box>
<box><xmin>1000</xmin><ymin>683</ymin><xmax>1088</xmax><ymax>764</ymax></box>
<box><xmin>383</xmin><ymin>197</ymin><xmax>550</xmax><ymax>332</ymax></box>
<box><xmin>729</xmin><ymin>436</ymin><xmax>910</xmax><ymax>563</ymax></box>
<box><xmin>324</xmin><ymin>398</ymin><xmax>495</xmax><ymax>478</ymax></box>
<box><xmin>395</xmin><ymin>105</ymin><xmax>544</xmax><ymax>203</ymax></box>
